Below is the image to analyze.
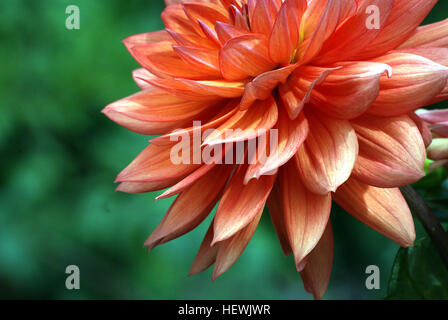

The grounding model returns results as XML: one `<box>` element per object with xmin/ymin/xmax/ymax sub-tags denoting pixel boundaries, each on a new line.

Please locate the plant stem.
<box><xmin>400</xmin><ymin>185</ymin><xmax>448</xmax><ymax>269</ymax></box>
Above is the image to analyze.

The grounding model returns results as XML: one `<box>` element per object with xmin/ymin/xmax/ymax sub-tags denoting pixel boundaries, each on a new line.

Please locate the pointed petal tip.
<box><xmin>296</xmin><ymin>259</ymin><xmax>307</xmax><ymax>273</ymax></box>
<box><xmin>114</xmin><ymin>184</ymin><xmax>126</xmax><ymax>193</ymax></box>
<box><xmin>211</xmin><ymin>267</ymin><xmax>224</xmax><ymax>282</ymax></box>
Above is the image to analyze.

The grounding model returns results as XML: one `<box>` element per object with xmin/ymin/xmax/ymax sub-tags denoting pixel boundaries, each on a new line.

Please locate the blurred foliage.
<box><xmin>0</xmin><ymin>0</ymin><xmax>447</xmax><ymax>300</ymax></box>
<box><xmin>386</xmin><ymin>224</ymin><xmax>448</xmax><ymax>300</ymax></box>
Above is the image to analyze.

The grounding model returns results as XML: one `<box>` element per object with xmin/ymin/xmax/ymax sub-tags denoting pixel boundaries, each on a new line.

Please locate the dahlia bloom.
<box><xmin>417</xmin><ymin>109</ymin><xmax>448</xmax><ymax>170</ymax></box>
<box><xmin>103</xmin><ymin>0</ymin><xmax>448</xmax><ymax>299</ymax></box>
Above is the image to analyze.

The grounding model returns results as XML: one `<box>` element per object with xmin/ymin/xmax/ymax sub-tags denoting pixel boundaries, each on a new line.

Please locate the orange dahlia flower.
<box><xmin>103</xmin><ymin>0</ymin><xmax>448</xmax><ymax>299</ymax></box>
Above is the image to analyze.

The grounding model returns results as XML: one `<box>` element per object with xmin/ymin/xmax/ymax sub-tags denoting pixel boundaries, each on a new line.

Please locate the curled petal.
<box><xmin>145</xmin><ymin>164</ymin><xmax>232</xmax><ymax>250</ymax></box>
<box><xmin>351</xmin><ymin>114</ymin><xmax>426</xmax><ymax>188</ymax></box>
<box><xmin>367</xmin><ymin>53</ymin><xmax>448</xmax><ymax>116</ymax></box>
<box><xmin>279</xmin><ymin>66</ymin><xmax>336</xmax><ymax>119</ymax></box>
<box><xmin>295</xmin><ymin>111</ymin><xmax>358</xmax><ymax>195</ymax></box>
<box><xmin>240</xmin><ymin>64</ymin><xmax>298</xmax><ymax>110</ymax></box>
<box><xmin>310</xmin><ymin>62</ymin><xmax>391</xmax><ymax>119</ymax></box>
<box><xmin>333</xmin><ymin>177</ymin><xmax>415</xmax><ymax>248</ymax></box>
<box><xmin>219</xmin><ymin>34</ymin><xmax>277</xmax><ymax>81</ymax></box>
<box><xmin>300</xmin><ymin>223</ymin><xmax>334</xmax><ymax>300</ymax></box>
<box><xmin>213</xmin><ymin>165</ymin><xmax>276</xmax><ymax>244</ymax></box>
<box><xmin>280</xmin><ymin>161</ymin><xmax>332</xmax><ymax>270</ymax></box>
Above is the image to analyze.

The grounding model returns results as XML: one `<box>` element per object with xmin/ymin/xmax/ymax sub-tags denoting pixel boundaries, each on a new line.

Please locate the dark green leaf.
<box><xmin>386</xmin><ymin>225</ymin><xmax>448</xmax><ymax>299</ymax></box>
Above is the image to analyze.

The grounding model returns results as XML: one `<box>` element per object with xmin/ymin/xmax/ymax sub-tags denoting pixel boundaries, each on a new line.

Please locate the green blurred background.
<box><xmin>1</xmin><ymin>0</ymin><xmax>447</xmax><ymax>300</ymax></box>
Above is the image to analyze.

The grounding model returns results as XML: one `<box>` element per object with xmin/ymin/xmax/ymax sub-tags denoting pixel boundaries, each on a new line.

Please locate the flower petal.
<box><xmin>367</xmin><ymin>53</ymin><xmax>448</xmax><ymax>116</ymax></box>
<box><xmin>314</xmin><ymin>0</ymin><xmax>393</xmax><ymax>64</ymax></box>
<box><xmin>310</xmin><ymin>62</ymin><xmax>391</xmax><ymax>119</ymax></box>
<box><xmin>399</xmin><ymin>18</ymin><xmax>448</xmax><ymax>49</ymax></box>
<box><xmin>173</xmin><ymin>45</ymin><xmax>222</xmax><ymax>76</ymax></box>
<box><xmin>298</xmin><ymin>0</ymin><xmax>356</xmax><ymax>64</ymax></box>
<box><xmin>409</xmin><ymin>112</ymin><xmax>433</xmax><ymax>148</ymax></box>
<box><xmin>203</xmin><ymin>96</ymin><xmax>278</xmax><ymax>146</ymax></box>
<box><xmin>182</xmin><ymin>2</ymin><xmax>229</xmax><ymax>32</ymax></box>
<box><xmin>215</xmin><ymin>22</ymin><xmax>251</xmax><ymax>45</ymax></box>
<box><xmin>279</xmin><ymin>66</ymin><xmax>336</xmax><ymax>119</ymax></box>
<box><xmin>295</xmin><ymin>111</ymin><xmax>358</xmax><ymax>195</ymax></box>
<box><xmin>189</xmin><ymin>222</ymin><xmax>218</xmax><ymax>276</ymax></box>
<box><xmin>115</xmin><ymin>142</ymin><xmax>200</xmax><ymax>183</ymax></box>
<box><xmin>162</xmin><ymin>5</ymin><xmax>198</xmax><ymax>35</ymax></box>
<box><xmin>123</xmin><ymin>31</ymin><xmax>172</xmax><ymax>50</ymax></box>
<box><xmin>144</xmin><ymin>77</ymin><xmax>244</xmax><ymax>101</ymax></box>
<box><xmin>267</xmin><ymin>180</ymin><xmax>292</xmax><ymax>256</ymax></box>
<box><xmin>240</xmin><ymin>64</ymin><xmax>298</xmax><ymax>110</ymax></box>
<box><xmin>166</xmin><ymin>28</ymin><xmax>218</xmax><ymax>49</ymax></box>
<box><xmin>144</xmin><ymin>164</ymin><xmax>232</xmax><ymax>250</ymax></box>
<box><xmin>103</xmin><ymin>89</ymin><xmax>215</xmax><ymax>135</ymax></box>
<box><xmin>300</xmin><ymin>222</ymin><xmax>334</xmax><ymax>300</ymax></box>
<box><xmin>417</xmin><ymin>109</ymin><xmax>448</xmax><ymax>126</ymax></box>
<box><xmin>333</xmin><ymin>177</ymin><xmax>415</xmax><ymax>247</ymax></box>
<box><xmin>427</xmin><ymin>138</ymin><xmax>448</xmax><ymax>161</ymax></box>
<box><xmin>280</xmin><ymin>161</ymin><xmax>332</xmax><ymax>270</ymax></box>
<box><xmin>269</xmin><ymin>0</ymin><xmax>307</xmax><ymax>64</ymax></box>
<box><xmin>245</xmin><ymin>109</ymin><xmax>308</xmax><ymax>182</ymax></box>
<box><xmin>356</xmin><ymin>0</ymin><xmax>439</xmax><ymax>59</ymax></box>
<box><xmin>213</xmin><ymin>207</ymin><xmax>263</xmax><ymax>280</ymax></box>
<box><xmin>132</xmin><ymin>68</ymin><xmax>154</xmax><ymax>90</ymax></box>
<box><xmin>156</xmin><ymin>162</ymin><xmax>220</xmax><ymax>200</ymax></box>
<box><xmin>351</xmin><ymin>114</ymin><xmax>426</xmax><ymax>188</ymax></box>
<box><xmin>116</xmin><ymin>178</ymin><xmax>183</xmax><ymax>194</ymax></box>
<box><xmin>219</xmin><ymin>34</ymin><xmax>277</xmax><ymax>81</ymax></box>
<box><xmin>213</xmin><ymin>164</ymin><xmax>276</xmax><ymax>244</ymax></box>
<box><xmin>249</xmin><ymin>0</ymin><xmax>282</xmax><ymax>37</ymax></box>
<box><xmin>150</xmin><ymin>99</ymin><xmax>239</xmax><ymax>145</ymax></box>
<box><xmin>130</xmin><ymin>41</ymin><xmax>217</xmax><ymax>79</ymax></box>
